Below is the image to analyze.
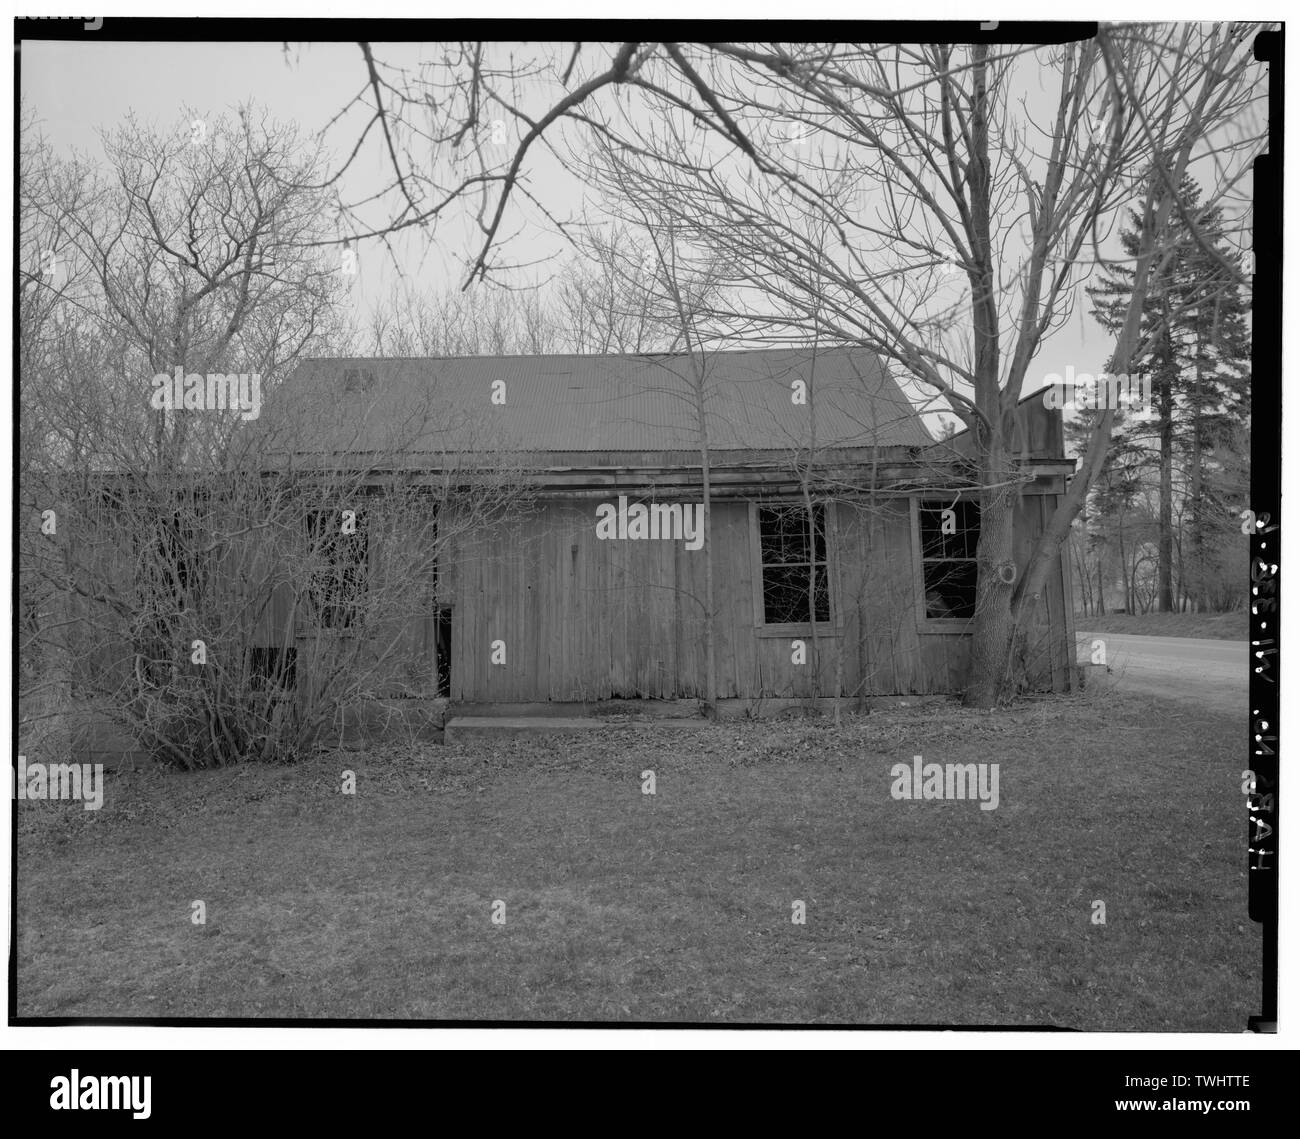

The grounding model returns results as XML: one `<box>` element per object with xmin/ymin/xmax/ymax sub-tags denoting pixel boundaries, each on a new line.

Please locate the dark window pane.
<box><xmin>811</xmin><ymin>566</ymin><xmax>830</xmax><ymax>621</ymax></box>
<box><xmin>759</xmin><ymin>504</ymin><xmax>826</xmax><ymax>565</ymax></box>
<box><xmin>762</xmin><ymin>564</ymin><xmax>830</xmax><ymax>624</ymax></box>
<box><xmin>249</xmin><ymin>646</ymin><xmax>298</xmax><ymax>691</ymax></box>
<box><xmin>758</xmin><ymin>505</ymin><xmax>830</xmax><ymax>624</ymax></box>
<box><xmin>919</xmin><ymin>500</ymin><xmax>980</xmax><ymax>560</ymax></box>
<box><xmin>759</xmin><ymin>508</ymin><xmax>799</xmax><ymax>564</ymax></box>
<box><xmin>923</xmin><ymin>561</ymin><xmax>978</xmax><ymax>619</ymax></box>
<box><xmin>306</xmin><ymin>510</ymin><xmax>368</xmax><ymax>629</ymax></box>
<box><xmin>143</xmin><ymin>512</ymin><xmax>203</xmax><ymax>610</ymax></box>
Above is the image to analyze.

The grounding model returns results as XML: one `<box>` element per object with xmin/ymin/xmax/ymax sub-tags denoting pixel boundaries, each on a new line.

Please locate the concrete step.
<box><xmin>449</xmin><ymin>700</ymin><xmax>700</xmax><ymax>719</ymax></box>
<box><xmin>444</xmin><ymin>716</ymin><xmax>708</xmax><ymax>743</ymax></box>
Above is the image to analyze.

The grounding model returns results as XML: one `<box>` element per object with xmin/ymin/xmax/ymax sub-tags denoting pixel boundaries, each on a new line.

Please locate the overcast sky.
<box><xmin>21</xmin><ymin>33</ymin><xmax>1261</xmax><ymax>428</ymax></box>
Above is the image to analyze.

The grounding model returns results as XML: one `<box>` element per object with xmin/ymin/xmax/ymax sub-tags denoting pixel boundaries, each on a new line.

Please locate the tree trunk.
<box><xmin>37</xmin><ymin>500</ymin><xmax>74</xmax><ymax>765</ymax></box>
<box><xmin>1158</xmin><ymin>366</ymin><xmax>1175</xmax><ymax>611</ymax></box>
<box><xmin>1189</xmin><ymin>326</ymin><xmax>1205</xmax><ymax>612</ymax></box>
<box><xmin>1118</xmin><ymin>522</ymin><xmax>1129</xmax><ymax>611</ymax></box>
<box><xmin>687</xmin><ymin>356</ymin><xmax>717</xmax><ymax>717</ymax></box>
<box><xmin>1071</xmin><ymin>536</ymin><xmax>1089</xmax><ymax>617</ymax></box>
<box><xmin>960</xmin><ymin>43</ymin><xmax>1016</xmax><ymax>709</ymax></box>
<box><xmin>802</xmin><ymin>341</ymin><xmax>821</xmax><ymax>710</ymax></box>
<box><xmin>696</xmin><ymin>415</ymin><xmax>717</xmax><ymax>716</ymax></box>
<box><xmin>965</xmin><ymin>445</ymin><xmax>1018</xmax><ymax>706</ymax></box>
<box><xmin>1011</xmin><ymin>142</ymin><xmax>1199</xmax><ymax>656</ymax></box>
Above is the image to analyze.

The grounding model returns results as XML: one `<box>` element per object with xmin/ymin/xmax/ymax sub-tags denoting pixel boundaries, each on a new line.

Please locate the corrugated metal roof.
<box><xmin>259</xmin><ymin>347</ymin><xmax>934</xmax><ymax>459</ymax></box>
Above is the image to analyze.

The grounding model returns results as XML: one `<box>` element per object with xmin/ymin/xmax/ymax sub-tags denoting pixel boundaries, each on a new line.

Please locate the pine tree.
<box><xmin>1085</xmin><ymin>175</ymin><xmax>1251</xmax><ymax>611</ymax></box>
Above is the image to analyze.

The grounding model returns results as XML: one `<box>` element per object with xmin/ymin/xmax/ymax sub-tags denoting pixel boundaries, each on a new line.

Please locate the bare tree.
<box><xmin>312</xmin><ymin>31</ymin><xmax>1267</xmax><ymax>705</ymax></box>
<box><xmin>19</xmin><ymin>106</ymin><xmax>364</xmax><ymax>764</ymax></box>
<box><xmin>353</xmin><ymin>278</ymin><xmax>564</xmax><ymax>357</ymax></box>
<box><xmin>32</xmin><ymin>389</ymin><xmax>530</xmax><ymax>768</ymax></box>
<box><xmin>556</xmin><ymin>226</ymin><xmax>678</xmax><ymax>353</ymax></box>
<box><xmin>575</xmin><ymin>146</ymin><xmax>729</xmax><ymax>713</ymax></box>
<box><xmin>27</xmin><ymin>106</ymin><xmax>348</xmax><ymax>467</ymax></box>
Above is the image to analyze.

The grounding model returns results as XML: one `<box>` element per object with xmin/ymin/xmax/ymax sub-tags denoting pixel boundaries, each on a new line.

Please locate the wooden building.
<box><xmin>252</xmin><ymin>347</ymin><xmax>1078</xmax><ymax>708</ymax></box>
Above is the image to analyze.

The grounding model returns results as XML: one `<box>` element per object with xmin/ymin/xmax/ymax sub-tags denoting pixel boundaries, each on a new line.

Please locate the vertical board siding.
<box><xmin>92</xmin><ymin>484</ymin><xmax>1070</xmax><ymax>706</ymax></box>
<box><xmin>449</xmin><ymin>495</ymin><xmax>1002</xmax><ymax>703</ymax></box>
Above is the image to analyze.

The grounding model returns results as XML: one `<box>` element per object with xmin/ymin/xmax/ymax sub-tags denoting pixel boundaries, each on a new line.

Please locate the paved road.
<box><xmin>1076</xmin><ymin>631</ymin><xmax>1249</xmax><ymax>716</ymax></box>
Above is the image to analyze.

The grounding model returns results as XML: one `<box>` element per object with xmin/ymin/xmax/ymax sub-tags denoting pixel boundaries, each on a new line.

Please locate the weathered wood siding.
<box><xmin>447</xmin><ymin>491</ymin><xmax>1072</xmax><ymax>703</ymax></box>
<box><xmin>74</xmin><ymin>480</ymin><xmax>1072</xmax><ymax>705</ymax></box>
<box><xmin>242</xmin><ymin>494</ymin><xmax>441</xmax><ymax>698</ymax></box>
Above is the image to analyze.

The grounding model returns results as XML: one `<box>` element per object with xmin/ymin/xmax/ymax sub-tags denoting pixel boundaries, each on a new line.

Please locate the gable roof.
<box><xmin>258</xmin><ymin>346</ymin><xmax>934</xmax><ymax>463</ymax></box>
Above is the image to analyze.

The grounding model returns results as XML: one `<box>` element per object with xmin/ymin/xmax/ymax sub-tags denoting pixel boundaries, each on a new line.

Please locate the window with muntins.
<box><xmin>918</xmin><ymin>499</ymin><xmax>980</xmax><ymax>619</ymax></box>
<box><xmin>758</xmin><ymin>504</ymin><xmax>830</xmax><ymax>624</ymax></box>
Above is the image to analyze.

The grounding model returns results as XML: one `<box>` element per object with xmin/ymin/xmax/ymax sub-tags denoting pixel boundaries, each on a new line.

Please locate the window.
<box><xmin>136</xmin><ymin>510</ymin><xmax>203</xmax><ymax>609</ymax></box>
<box><xmin>249</xmin><ymin>646</ymin><xmax>298</xmax><ymax>692</ymax></box>
<box><xmin>918</xmin><ymin>499</ymin><xmax>980</xmax><ymax>619</ymax></box>
<box><xmin>343</xmin><ymin>367</ymin><xmax>376</xmax><ymax>393</ymax></box>
<box><xmin>757</xmin><ymin>504</ymin><xmax>830</xmax><ymax>625</ymax></box>
<box><xmin>305</xmin><ymin>510</ymin><xmax>369</xmax><ymax>629</ymax></box>
<box><xmin>132</xmin><ymin>637</ymin><xmax>171</xmax><ymax>689</ymax></box>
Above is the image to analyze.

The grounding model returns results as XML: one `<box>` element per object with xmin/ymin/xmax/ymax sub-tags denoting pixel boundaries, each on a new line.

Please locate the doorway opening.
<box><xmin>435</xmin><ymin>608</ymin><xmax>452</xmax><ymax>698</ymax></box>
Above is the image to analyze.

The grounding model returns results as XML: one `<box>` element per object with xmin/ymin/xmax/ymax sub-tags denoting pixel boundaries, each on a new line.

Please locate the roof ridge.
<box><xmin>302</xmin><ymin>345</ymin><xmax>868</xmax><ymax>365</ymax></box>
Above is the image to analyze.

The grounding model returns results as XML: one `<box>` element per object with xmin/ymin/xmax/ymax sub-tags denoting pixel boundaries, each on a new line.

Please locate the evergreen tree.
<box><xmin>1084</xmin><ymin>175</ymin><xmax>1251</xmax><ymax>611</ymax></box>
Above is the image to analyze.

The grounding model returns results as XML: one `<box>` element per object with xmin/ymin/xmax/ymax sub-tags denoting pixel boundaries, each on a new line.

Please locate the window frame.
<box><xmin>749</xmin><ymin>500</ymin><xmax>841</xmax><ymax>638</ymax></box>
<box><xmin>303</xmin><ymin>508</ymin><xmax>371</xmax><ymax>633</ymax></box>
<box><xmin>910</xmin><ymin>495</ymin><xmax>980</xmax><ymax>632</ymax></box>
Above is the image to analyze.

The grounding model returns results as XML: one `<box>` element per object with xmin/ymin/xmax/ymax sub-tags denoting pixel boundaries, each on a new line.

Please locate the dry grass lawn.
<box><xmin>16</xmin><ymin>690</ymin><xmax>1256</xmax><ymax>1027</ymax></box>
<box><xmin>1074</xmin><ymin>611</ymin><xmax>1247</xmax><ymax>640</ymax></box>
